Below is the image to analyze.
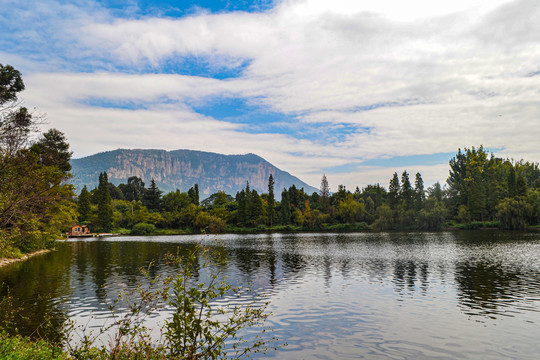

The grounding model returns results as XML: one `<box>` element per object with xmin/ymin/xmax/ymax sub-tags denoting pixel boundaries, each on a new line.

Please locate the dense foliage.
<box><xmin>0</xmin><ymin>64</ymin><xmax>76</xmax><ymax>258</ymax></box>
<box><xmin>75</xmin><ymin>146</ymin><xmax>540</xmax><ymax>234</ymax></box>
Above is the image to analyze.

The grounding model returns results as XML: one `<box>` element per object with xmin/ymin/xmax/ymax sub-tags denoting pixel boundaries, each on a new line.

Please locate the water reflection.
<box><xmin>1</xmin><ymin>231</ymin><xmax>540</xmax><ymax>358</ymax></box>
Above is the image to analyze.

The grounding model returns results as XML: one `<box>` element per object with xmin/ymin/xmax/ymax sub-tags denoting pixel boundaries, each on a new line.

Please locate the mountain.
<box><xmin>70</xmin><ymin>149</ymin><xmax>318</xmax><ymax>198</ymax></box>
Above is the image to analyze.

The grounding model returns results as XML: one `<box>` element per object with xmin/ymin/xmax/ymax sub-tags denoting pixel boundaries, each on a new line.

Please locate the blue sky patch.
<box><xmin>93</xmin><ymin>0</ymin><xmax>276</xmax><ymax>18</ymax></box>
<box><xmin>161</xmin><ymin>55</ymin><xmax>251</xmax><ymax>78</ymax></box>
<box><xmin>81</xmin><ymin>98</ymin><xmax>149</xmax><ymax>110</ymax></box>
<box><xmin>193</xmin><ymin>96</ymin><xmax>372</xmax><ymax>143</ymax></box>
<box><xmin>361</xmin><ymin>152</ymin><xmax>456</xmax><ymax>168</ymax></box>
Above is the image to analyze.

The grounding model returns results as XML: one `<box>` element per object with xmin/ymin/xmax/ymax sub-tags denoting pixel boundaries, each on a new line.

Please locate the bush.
<box><xmin>497</xmin><ymin>197</ymin><xmax>531</xmax><ymax>230</ymax></box>
<box><xmin>0</xmin><ymin>332</ymin><xmax>68</xmax><ymax>360</ymax></box>
<box><xmin>194</xmin><ymin>212</ymin><xmax>226</xmax><ymax>233</ymax></box>
<box><xmin>66</xmin><ymin>244</ymin><xmax>278</xmax><ymax>359</ymax></box>
<box><xmin>323</xmin><ymin>223</ymin><xmax>369</xmax><ymax>232</ymax></box>
<box><xmin>130</xmin><ymin>223</ymin><xmax>156</xmax><ymax>236</ymax></box>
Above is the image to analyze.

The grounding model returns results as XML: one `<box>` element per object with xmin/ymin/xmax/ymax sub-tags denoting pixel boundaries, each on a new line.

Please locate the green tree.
<box><xmin>0</xmin><ymin>64</ymin><xmax>24</xmax><ymax>102</ymax></box>
<box><xmin>388</xmin><ymin>172</ymin><xmax>400</xmax><ymax>210</ymax></box>
<box><xmin>319</xmin><ymin>174</ymin><xmax>330</xmax><ymax>211</ymax></box>
<box><xmin>361</xmin><ymin>184</ymin><xmax>385</xmax><ymax>208</ymax></box>
<box><xmin>142</xmin><ymin>179</ymin><xmax>163</xmax><ymax>212</ymax></box>
<box><xmin>428</xmin><ymin>181</ymin><xmax>443</xmax><ymax>202</ymax></box>
<box><xmin>118</xmin><ymin>176</ymin><xmax>145</xmax><ymax>201</ymax></box>
<box><xmin>267</xmin><ymin>174</ymin><xmax>275</xmax><ymax>226</ymax></box>
<box><xmin>414</xmin><ymin>172</ymin><xmax>425</xmax><ymax>211</ymax></box>
<box><xmin>400</xmin><ymin>171</ymin><xmax>414</xmax><ymax>210</ymax></box>
<box><xmin>280</xmin><ymin>189</ymin><xmax>291</xmax><ymax>225</ymax></box>
<box><xmin>332</xmin><ymin>184</ymin><xmax>349</xmax><ymax>205</ymax></box>
<box><xmin>249</xmin><ymin>190</ymin><xmax>264</xmax><ymax>226</ymax></box>
<box><xmin>496</xmin><ymin>197</ymin><xmax>530</xmax><ymax>230</ymax></box>
<box><xmin>516</xmin><ymin>174</ymin><xmax>528</xmax><ymax>197</ymax></box>
<box><xmin>188</xmin><ymin>184</ymin><xmax>200</xmax><ymax>206</ymax></box>
<box><xmin>372</xmin><ymin>204</ymin><xmax>394</xmax><ymax>230</ymax></box>
<box><xmin>108</xmin><ymin>183</ymin><xmax>125</xmax><ymax>200</ymax></box>
<box><xmin>97</xmin><ymin>172</ymin><xmax>113</xmax><ymax>232</ymax></box>
<box><xmin>447</xmin><ymin>146</ymin><xmax>492</xmax><ymax>221</ymax></box>
<box><xmin>1</xmin><ymin>64</ymin><xmax>75</xmax><ymax>255</ymax></box>
<box><xmin>30</xmin><ymin>129</ymin><xmax>72</xmax><ymax>173</ymax></box>
<box><xmin>417</xmin><ymin>198</ymin><xmax>447</xmax><ymax>230</ymax></box>
<box><xmin>337</xmin><ymin>194</ymin><xmax>365</xmax><ymax>223</ymax></box>
<box><xmin>162</xmin><ymin>190</ymin><xmax>191</xmax><ymax>212</ymax></box>
<box><xmin>507</xmin><ymin>166</ymin><xmax>516</xmax><ymax>198</ymax></box>
<box><xmin>77</xmin><ymin>185</ymin><xmax>91</xmax><ymax>223</ymax></box>
<box><xmin>236</xmin><ymin>189</ymin><xmax>248</xmax><ymax>227</ymax></box>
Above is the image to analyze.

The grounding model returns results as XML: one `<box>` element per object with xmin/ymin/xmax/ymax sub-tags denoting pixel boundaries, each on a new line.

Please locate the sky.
<box><xmin>1</xmin><ymin>0</ymin><xmax>539</xmax><ymax>192</ymax></box>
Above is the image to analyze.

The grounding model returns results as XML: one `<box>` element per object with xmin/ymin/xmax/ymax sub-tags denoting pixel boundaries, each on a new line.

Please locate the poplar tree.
<box><xmin>320</xmin><ymin>174</ymin><xmax>330</xmax><ymax>211</ymax></box>
<box><xmin>250</xmin><ymin>190</ymin><xmax>264</xmax><ymax>225</ymax></box>
<box><xmin>400</xmin><ymin>171</ymin><xmax>414</xmax><ymax>210</ymax></box>
<box><xmin>236</xmin><ymin>189</ymin><xmax>247</xmax><ymax>226</ymax></box>
<box><xmin>414</xmin><ymin>172</ymin><xmax>425</xmax><ymax>211</ymax></box>
<box><xmin>97</xmin><ymin>172</ymin><xmax>113</xmax><ymax>232</ymax></box>
<box><xmin>281</xmin><ymin>189</ymin><xmax>291</xmax><ymax>224</ymax></box>
<box><xmin>320</xmin><ymin>174</ymin><xmax>330</xmax><ymax>198</ymax></box>
<box><xmin>188</xmin><ymin>184</ymin><xmax>199</xmax><ymax>206</ymax></box>
<box><xmin>267</xmin><ymin>174</ymin><xmax>275</xmax><ymax>226</ymax></box>
<box><xmin>388</xmin><ymin>172</ymin><xmax>400</xmax><ymax>210</ymax></box>
<box><xmin>77</xmin><ymin>185</ymin><xmax>91</xmax><ymax>222</ymax></box>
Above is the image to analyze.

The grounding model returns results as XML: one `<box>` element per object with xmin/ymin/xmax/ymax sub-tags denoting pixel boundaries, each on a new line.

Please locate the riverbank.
<box><xmin>0</xmin><ymin>249</ymin><xmax>52</xmax><ymax>268</ymax></box>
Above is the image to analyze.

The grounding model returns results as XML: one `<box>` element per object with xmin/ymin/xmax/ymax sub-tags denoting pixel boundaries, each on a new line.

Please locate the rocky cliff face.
<box><xmin>70</xmin><ymin>149</ymin><xmax>318</xmax><ymax>197</ymax></box>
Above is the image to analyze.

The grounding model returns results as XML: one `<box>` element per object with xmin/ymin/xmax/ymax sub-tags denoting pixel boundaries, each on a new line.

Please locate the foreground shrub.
<box><xmin>66</xmin><ymin>243</ymin><xmax>278</xmax><ymax>359</ymax></box>
<box><xmin>0</xmin><ymin>332</ymin><xmax>67</xmax><ymax>360</ymax></box>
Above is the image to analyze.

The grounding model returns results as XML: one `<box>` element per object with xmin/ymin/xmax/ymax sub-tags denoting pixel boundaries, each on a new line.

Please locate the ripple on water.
<box><xmin>3</xmin><ymin>231</ymin><xmax>540</xmax><ymax>359</ymax></box>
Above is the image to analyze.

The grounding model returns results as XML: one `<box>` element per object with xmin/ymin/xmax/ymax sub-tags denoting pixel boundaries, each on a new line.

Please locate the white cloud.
<box><xmin>7</xmin><ymin>0</ymin><xmax>540</xmax><ymax>190</ymax></box>
<box><xmin>276</xmin><ymin>0</ymin><xmax>511</xmax><ymax>22</ymax></box>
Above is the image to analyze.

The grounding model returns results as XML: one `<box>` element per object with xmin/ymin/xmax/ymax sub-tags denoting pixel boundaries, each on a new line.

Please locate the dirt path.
<box><xmin>0</xmin><ymin>249</ymin><xmax>52</xmax><ymax>268</ymax></box>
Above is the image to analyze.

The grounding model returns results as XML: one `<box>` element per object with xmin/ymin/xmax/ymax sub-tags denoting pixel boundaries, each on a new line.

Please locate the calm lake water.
<box><xmin>2</xmin><ymin>231</ymin><xmax>540</xmax><ymax>359</ymax></box>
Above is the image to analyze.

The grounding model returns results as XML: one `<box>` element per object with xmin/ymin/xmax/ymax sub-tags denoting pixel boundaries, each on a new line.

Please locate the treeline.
<box><xmin>0</xmin><ymin>64</ymin><xmax>76</xmax><ymax>257</ymax></box>
<box><xmin>77</xmin><ymin>146</ymin><xmax>540</xmax><ymax>234</ymax></box>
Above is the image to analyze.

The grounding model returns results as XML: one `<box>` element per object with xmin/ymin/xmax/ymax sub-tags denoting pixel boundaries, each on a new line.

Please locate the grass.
<box><xmin>0</xmin><ymin>332</ymin><xmax>68</xmax><ymax>360</ymax></box>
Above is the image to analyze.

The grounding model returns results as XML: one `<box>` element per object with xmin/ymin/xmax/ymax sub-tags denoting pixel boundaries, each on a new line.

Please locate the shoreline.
<box><xmin>0</xmin><ymin>249</ymin><xmax>52</xmax><ymax>268</ymax></box>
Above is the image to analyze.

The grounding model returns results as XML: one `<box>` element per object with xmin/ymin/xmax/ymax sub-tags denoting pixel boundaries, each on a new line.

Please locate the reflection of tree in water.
<box><xmin>392</xmin><ymin>260</ymin><xmax>430</xmax><ymax>295</ymax></box>
<box><xmin>454</xmin><ymin>261</ymin><xmax>540</xmax><ymax>317</ymax></box>
<box><xmin>0</xmin><ymin>244</ymin><xmax>73</xmax><ymax>343</ymax></box>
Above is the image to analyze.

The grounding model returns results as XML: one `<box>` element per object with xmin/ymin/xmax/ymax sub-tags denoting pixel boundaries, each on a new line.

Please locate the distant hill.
<box><xmin>70</xmin><ymin>149</ymin><xmax>318</xmax><ymax>198</ymax></box>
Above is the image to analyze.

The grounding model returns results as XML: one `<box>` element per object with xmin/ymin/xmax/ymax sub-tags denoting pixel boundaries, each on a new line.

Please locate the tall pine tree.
<box><xmin>143</xmin><ymin>179</ymin><xmax>163</xmax><ymax>212</ymax></box>
<box><xmin>281</xmin><ymin>189</ymin><xmax>291</xmax><ymax>224</ymax></box>
<box><xmin>401</xmin><ymin>171</ymin><xmax>414</xmax><ymax>210</ymax></box>
<box><xmin>188</xmin><ymin>184</ymin><xmax>199</xmax><ymax>205</ymax></box>
<box><xmin>77</xmin><ymin>185</ymin><xmax>91</xmax><ymax>223</ymax></box>
<box><xmin>388</xmin><ymin>172</ymin><xmax>400</xmax><ymax>210</ymax></box>
<box><xmin>267</xmin><ymin>174</ymin><xmax>275</xmax><ymax>226</ymax></box>
<box><xmin>97</xmin><ymin>172</ymin><xmax>113</xmax><ymax>232</ymax></box>
<box><xmin>320</xmin><ymin>174</ymin><xmax>330</xmax><ymax>211</ymax></box>
<box><xmin>414</xmin><ymin>172</ymin><xmax>425</xmax><ymax>211</ymax></box>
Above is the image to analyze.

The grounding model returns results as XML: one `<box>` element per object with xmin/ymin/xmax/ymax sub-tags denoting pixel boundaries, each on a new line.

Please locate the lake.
<box><xmin>2</xmin><ymin>231</ymin><xmax>540</xmax><ymax>359</ymax></box>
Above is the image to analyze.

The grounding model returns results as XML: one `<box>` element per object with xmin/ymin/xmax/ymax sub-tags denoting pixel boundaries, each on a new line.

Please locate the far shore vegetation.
<box><xmin>76</xmin><ymin>144</ymin><xmax>540</xmax><ymax>239</ymax></box>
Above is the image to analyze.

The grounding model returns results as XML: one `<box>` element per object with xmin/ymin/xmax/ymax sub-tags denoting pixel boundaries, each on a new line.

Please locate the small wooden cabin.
<box><xmin>67</xmin><ymin>224</ymin><xmax>91</xmax><ymax>237</ymax></box>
